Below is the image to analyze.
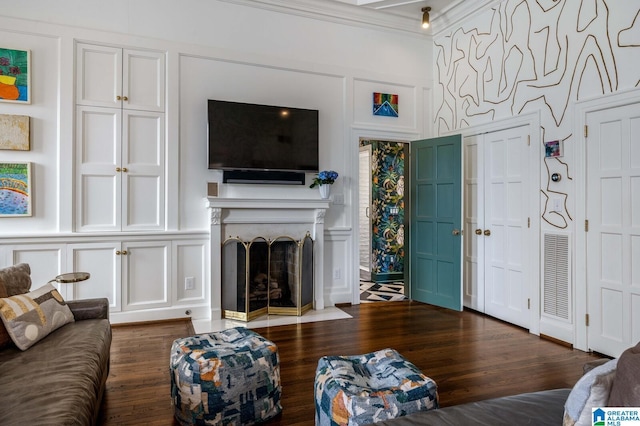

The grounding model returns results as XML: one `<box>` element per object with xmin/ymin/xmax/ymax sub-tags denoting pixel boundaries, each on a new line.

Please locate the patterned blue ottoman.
<box><xmin>314</xmin><ymin>348</ymin><xmax>438</xmax><ymax>425</ymax></box>
<box><xmin>170</xmin><ymin>327</ymin><xmax>282</xmax><ymax>425</ymax></box>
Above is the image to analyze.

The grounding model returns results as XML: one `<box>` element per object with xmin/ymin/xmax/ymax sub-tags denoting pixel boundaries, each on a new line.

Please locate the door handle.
<box><xmin>365</xmin><ymin>207</ymin><xmax>369</xmax><ymax>218</ymax></box>
<box><xmin>452</xmin><ymin>229</ymin><xmax>460</xmax><ymax>236</ymax></box>
<box><xmin>475</xmin><ymin>228</ymin><xmax>482</xmax><ymax>235</ymax></box>
<box><xmin>484</xmin><ymin>229</ymin><xmax>491</xmax><ymax>236</ymax></box>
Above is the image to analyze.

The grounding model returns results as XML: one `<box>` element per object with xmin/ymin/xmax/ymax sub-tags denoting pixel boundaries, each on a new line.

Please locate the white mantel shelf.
<box><xmin>205</xmin><ymin>197</ymin><xmax>331</xmax><ymax>321</ymax></box>
<box><xmin>205</xmin><ymin>197</ymin><xmax>330</xmax><ymax>210</ymax></box>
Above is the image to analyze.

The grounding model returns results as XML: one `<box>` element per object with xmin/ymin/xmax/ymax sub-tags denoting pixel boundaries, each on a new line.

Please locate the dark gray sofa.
<box><xmin>372</xmin><ymin>388</ymin><xmax>571</xmax><ymax>425</ymax></box>
<box><xmin>372</xmin><ymin>359</ymin><xmax>613</xmax><ymax>426</ymax></box>
<box><xmin>0</xmin><ymin>298</ymin><xmax>112</xmax><ymax>425</ymax></box>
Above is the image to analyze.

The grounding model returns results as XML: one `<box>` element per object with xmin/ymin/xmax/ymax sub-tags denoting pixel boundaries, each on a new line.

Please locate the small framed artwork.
<box><xmin>0</xmin><ymin>47</ymin><xmax>30</xmax><ymax>104</ymax></box>
<box><xmin>0</xmin><ymin>114</ymin><xmax>30</xmax><ymax>150</ymax></box>
<box><xmin>545</xmin><ymin>140</ymin><xmax>562</xmax><ymax>158</ymax></box>
<box><xmin>0</xmin><ymin>162</ymin><xmax>32</xmax><ymax>216</ymax></box>
<box><xmin>373</xmin><ymin>92</ymin><xmax>398</xmax><ymax>117</ymax></box>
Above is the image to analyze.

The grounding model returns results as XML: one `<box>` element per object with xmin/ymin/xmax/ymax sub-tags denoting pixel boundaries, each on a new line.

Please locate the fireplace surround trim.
<box><xmin>206</xmin><ymin>197</ymin><xmax>330</xmax><ymax>320</ymax></box>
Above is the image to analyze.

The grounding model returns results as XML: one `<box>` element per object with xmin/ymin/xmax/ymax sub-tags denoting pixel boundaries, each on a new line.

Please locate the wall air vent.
<box><xmin>543</xmin><ymin>233</ymin><xmax>570</xmax><ymax>321</ymax></box>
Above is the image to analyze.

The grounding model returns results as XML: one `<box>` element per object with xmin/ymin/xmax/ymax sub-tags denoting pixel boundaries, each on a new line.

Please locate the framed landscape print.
<box><xmin>0</xmin><ymin>48</ymin><xmax>30</xmax><ymax>103</ymax></box>
<box><xmin>0</xmin><ymin>162</ymin><xmax>32</xmax><ymax>216</ymax></box>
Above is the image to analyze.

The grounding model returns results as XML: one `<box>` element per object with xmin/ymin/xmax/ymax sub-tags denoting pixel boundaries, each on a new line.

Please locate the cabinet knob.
<box><xmin>116</xmin><ymin>95</ymin><xmax>122</xmax><ymax>101</ymax></box>
<box><xmin>475</xmin><ymin>228</ymin><xmax>482</xmax><ymax>235</ymax></box>
<box><xmin>484</xmin><ymin>229</ymin><xmax>491</xmax><ymax>236</ymax></box>
<box><xmin>122</xmin><ymin>96</ymin><xmax>128</xmax><ymax>101</ymax></box>
<box><xmin>122</xmin><ymin>167</ymin><xmax>128</xmax><ymax>173</ymax></box>
<box><xmin>116</xmin><ymin>250</ymin><xmax>121</xmax><ymax>255</ymax></box>
<box><xmin>121</xmin><ymin>250</ymin><xmax>129</xmax><ymax>255</ymax></box>
<box><xmin>116</xmin><ymin>167</ymin><xmax>121</xmax><ymax>172</ymax></box>
<box><xmin>452</xmin><ymin>229</ymin><xmax>461</xmax><ymax>236</ymax></box>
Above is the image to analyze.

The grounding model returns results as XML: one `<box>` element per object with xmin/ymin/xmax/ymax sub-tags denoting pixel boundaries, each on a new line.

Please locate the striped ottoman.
<box><xmin>170</xmin><ymin>327</ymin><xmax>282</xmax><ymax>425</ymax></box>
<box><xmin>314</xmin><ymin>348</ymin><xmax>438</xmax><ymax>425</ymax></box>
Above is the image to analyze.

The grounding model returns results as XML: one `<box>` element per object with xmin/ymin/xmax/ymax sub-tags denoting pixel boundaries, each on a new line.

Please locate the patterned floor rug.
<box><xmin>359</xmin><ymin>281</ymin><xmax>408</xmax><ymax>303</ymax></box>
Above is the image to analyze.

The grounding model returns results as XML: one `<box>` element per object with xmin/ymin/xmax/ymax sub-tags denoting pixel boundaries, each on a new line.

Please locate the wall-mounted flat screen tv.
<box><xmin>208</xmin><ymin>100</ymin><xmax>319</xmax><ymax>172</ymax></box>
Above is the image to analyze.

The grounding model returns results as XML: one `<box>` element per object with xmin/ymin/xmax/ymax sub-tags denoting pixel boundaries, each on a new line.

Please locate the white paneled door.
<box><xmin>586</xmin><ymin>101</ymin><xmax>640</xmax><ymax>358</ymax></box>
<box><xmin>463</xmin><ymin>126</ymin><xmax>531</xmax><ymax>329</ymax></box>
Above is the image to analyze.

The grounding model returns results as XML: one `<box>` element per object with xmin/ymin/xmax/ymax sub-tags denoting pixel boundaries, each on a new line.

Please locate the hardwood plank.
<box><xmin>98</xmin><ymin>302</ymin><xmax>604</xmax><ymax>425</ymax></box>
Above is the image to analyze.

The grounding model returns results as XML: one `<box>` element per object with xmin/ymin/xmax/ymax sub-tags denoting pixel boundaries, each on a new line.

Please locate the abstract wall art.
<box><xmin>545</xmin><ymin>140</ymin><xmax>562</xmax><ymax>157</ymax></box>
<box><xmin>0</xmin><ymin>48</ymin><xmax>30</xmax><ymax>103</ymax></box>
<box><xmin>0</xmin><ymin>162</ymin><xmax>32</xmax><ymax>216</ymax></box>
<box><xmin>373</xmin><ymin>92</ymin><xmax>398</xmax><ymax>117</ymax></box>
<box><xmin>0</xmin><ymin>114</ymin><xmax>30</xmax><ymax>150</ymax></box>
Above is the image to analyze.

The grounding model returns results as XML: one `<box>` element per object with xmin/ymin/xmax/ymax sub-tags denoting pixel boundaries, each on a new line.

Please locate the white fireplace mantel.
<box><xmin>205</xmin><ymin>197</ymin><xmax>330</xmax><ymax>320</ymax></box>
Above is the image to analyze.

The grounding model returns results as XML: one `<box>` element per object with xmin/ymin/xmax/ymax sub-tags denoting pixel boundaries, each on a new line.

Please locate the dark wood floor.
<box><xmin>98</xmin><ymin>301</ymin><xmax>605</xmax><ymax>425</ymax></box>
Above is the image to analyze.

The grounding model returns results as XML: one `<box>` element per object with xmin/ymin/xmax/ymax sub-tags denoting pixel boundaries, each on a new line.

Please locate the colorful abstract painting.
<box><xmin>373</xmin><ymin>92</ymin><xmax>398</xmax><ymax>117</ymax></box>
<box><xmin>0</xmin><ymin>48</ymin><xmax>30</xmax><ymax>103</ymax></box>
<box><xmin>545</xmin><ymin>140</ymin><xmax>562</xmax><ymax>158</ymax></box>
<box><xmin>0</xmin><ymin>162</ymin><xmax>32</xmax><ymax>216</ymax></box>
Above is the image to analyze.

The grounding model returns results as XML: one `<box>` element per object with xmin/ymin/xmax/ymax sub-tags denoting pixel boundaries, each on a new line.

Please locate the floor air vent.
<box><xmin>543</xmin><ymin>233</ymin><xmax>570</xmax><ymax>320</ymax></box>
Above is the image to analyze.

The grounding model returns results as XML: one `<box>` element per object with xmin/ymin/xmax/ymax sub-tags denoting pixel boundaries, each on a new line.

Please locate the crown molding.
<box><xmin>219</xmin><ymin>0</ymin><xmax>496</xmax><ymax>38</ymax></box>
<box><xmin>219</xmin><ymin>0</ymin><xmax>429</xmax><ymax>37</ymax></box>
<box><xmin>430</xmin><ymin>0</ymin><xmax>502</xmax><ymax>36</ymax></box>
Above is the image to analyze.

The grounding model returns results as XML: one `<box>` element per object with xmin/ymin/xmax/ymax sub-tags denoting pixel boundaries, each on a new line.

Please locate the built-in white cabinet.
<box><xmin>67</xmin><ymin>240</ymin><xmax>170</xmax><ymax>312</ymax></box>
<box><xmin>1</xmin><ymin>236</ymin><xmax>208</xmax><ymax>323</ymax></box>
<box><xmin>75</xmin><ymin>106</ymin><xmax>165</xmax><ymax>231</ymax></box>
<box><xmin>75</xmin><ymin>43</ymin><xmax>166</xmax><ymax>232</ymax></box>
<box><xmin>66</xmin><ymin>242</ymin><xmax>121</xmax><ymax>310</ymax></box>
<box><xmin>76</xmin><ymin>43</ymin><xmax>165</xmax><ymax>112</ymax></box>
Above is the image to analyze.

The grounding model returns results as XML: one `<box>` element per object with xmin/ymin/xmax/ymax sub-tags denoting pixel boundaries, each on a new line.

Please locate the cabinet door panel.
<box><xmin>122</xmin><ymin>241</ymin><xmax>169</xmax><ymax>310</ymax></box>
<box><xmin>76</xmin><ymin>43</ymin><xmax>122</xmax><ymax>108</ymax></box>
<box><xmin>76</xmin><ymin>107</ymin><xmax>122</xmax><ymax>231</ymax></box>
<box><xmin>67</xmin><ymin>243</ymin><xmax>121</xmax><ymax>311</ymax></box>
<box><xmin>11</xmin><ymin>245</ymin><xmax>63</xmax><ymax>292</ymax></box>
<box><xmin>123</xmin><ymin>49</ymin><xmax>165</xmax><ymax>112</ymax></box>
<box><xmin>122</xmin><ymin>111</ymin><xmax>165</xmax><ymax>230</ymax></box>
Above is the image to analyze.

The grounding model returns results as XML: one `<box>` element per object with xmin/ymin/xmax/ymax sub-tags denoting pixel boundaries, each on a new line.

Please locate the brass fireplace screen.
<box><xmin>221</xmin><ymin>234</ymin><xmax>313</xmax><ymax>321</ymax></box>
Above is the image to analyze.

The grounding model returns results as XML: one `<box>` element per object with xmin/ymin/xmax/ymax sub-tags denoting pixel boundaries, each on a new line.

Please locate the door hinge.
<box><xmin>527</xmin><ymin>217</ymin><xmax>530</xmax><ymax>228</ymax></box>
<box><xmin>585</xmin><ymin>313</ymin><xmax>590</xmax><ymax>327</ymax></box>
<box><xmin>585</xmin><ymin>219</ymin><xmax>589</xmax><ymax>232</ymax></box>
<box><xmin>527</xmin><ymin>298</ymin><xmax>530</xmax><ymax>309</ymax></box>
<box><xmin>584</xmin><ymin>125</ymin><xmax>588</xmax><ymax>138</ymax></box>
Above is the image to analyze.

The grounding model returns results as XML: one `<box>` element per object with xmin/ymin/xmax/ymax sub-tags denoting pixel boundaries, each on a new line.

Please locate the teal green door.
<box><xmin>410</xmin><ymin>135</ymin><xmax>462</xmax><ymax>310</ymax></box>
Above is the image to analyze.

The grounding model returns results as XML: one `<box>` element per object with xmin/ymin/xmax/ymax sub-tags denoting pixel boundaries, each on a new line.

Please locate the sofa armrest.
<box><xmin>67</xmin><ymin>298</ymin><xmax>109</xmax><ymax>321</ymax></box>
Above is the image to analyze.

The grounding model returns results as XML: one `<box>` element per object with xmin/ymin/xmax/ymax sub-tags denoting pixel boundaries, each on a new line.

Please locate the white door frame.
<box><xmin>349</xmin><ymin>127</ymin><xmax>420</xmax><ymax>305</ymax></box>
<box><xmin>442</xmin><ymin>111</ymin><xmax>541</xmax><ymax>335</ymax></box>
<box><xmin>574</xmin><ymin>87</ymin><xmax>640</xmax><ymax>352</ymax></box>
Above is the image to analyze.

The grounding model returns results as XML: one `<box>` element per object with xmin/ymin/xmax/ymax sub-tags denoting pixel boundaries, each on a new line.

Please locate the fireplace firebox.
<box><xmin>221</xmin><ymin>234</ymin><xmax>314</xmax><ymax>321</ymax></box>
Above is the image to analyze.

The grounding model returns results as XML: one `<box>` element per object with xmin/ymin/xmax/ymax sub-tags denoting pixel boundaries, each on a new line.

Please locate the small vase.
<box><xmin>318</xmin><ymin>184</ymin><xmax>331</xmax><ymax>199</ymax></box>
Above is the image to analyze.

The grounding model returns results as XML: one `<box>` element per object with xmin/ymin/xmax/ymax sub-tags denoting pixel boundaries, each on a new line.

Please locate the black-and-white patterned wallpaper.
<box><xmin>434</xmin><ymin>0</ymin><xmax>640</xmax><ymax>228</ymax></box>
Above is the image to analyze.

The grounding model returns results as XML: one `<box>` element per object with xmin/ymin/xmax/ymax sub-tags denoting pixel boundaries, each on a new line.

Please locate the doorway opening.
<box><xmin>358</xmin><ymin>138</ymin><xmax>408</xmax><ymax>302</ymax></box>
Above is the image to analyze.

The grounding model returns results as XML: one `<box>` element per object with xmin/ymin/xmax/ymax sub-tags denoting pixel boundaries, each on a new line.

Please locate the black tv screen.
<box><xmin>208</xmin><ymin>100</ymin><xmax>319</xmax><ymax>172</ymax></box>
